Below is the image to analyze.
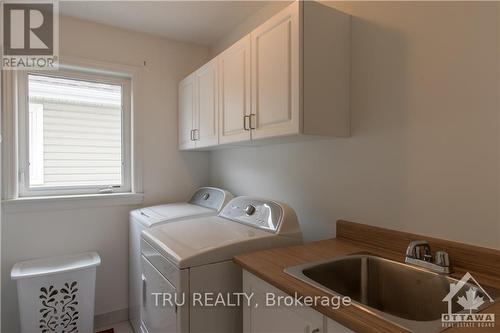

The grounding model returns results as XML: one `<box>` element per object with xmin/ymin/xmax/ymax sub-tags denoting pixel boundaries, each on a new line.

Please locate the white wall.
<box><xmin>210</xmin><ymin>1</ymin><xmax>500</xmax><ymax>248</ymax></box>
<box><xmin>210</xmin><ymin>1</ymin><xmax>291</xmax><ymax>56</ymax></box>
<box><xmin>2</xmin><ymin>16</ymin><xmax>210</xmax><ymax>332</ymax></box>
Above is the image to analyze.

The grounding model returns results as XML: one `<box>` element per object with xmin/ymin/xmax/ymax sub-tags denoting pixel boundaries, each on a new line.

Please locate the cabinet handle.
<box><xmin>190</xmin><ymin>129</ymin><xmax>194</xmax><ymax>141</ymax></box>
<box><xmin>311</xmin><ymin>329</ymin><xmax>320</xmax><ymax>333</ymax></box>
<box><xmin>194</xmin><ymin>129</ymin><xmax>200</xmax><ymax>140</ymax></box>
<box><xmin>249</xmin><ymin>114</ymin><xmax>256</xmax><ymax>130</ymax></box>
<box><xmin>243</xmin><ymin>115</ymin><xmax>250</xmax><ymax>131</ymax></box>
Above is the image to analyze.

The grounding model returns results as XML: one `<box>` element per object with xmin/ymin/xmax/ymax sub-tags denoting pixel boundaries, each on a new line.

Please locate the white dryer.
<box><xmin>140</xmin><ymin>196</ymin><xmax>302</xmax><ymax>333</ymax></box>
<box><xmin>129</xmin><ymin>187</ymin><xmax>233</xmax><ymax>333</ymax></box>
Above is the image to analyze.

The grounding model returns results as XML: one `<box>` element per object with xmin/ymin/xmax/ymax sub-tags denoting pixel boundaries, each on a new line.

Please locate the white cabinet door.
<box><xmin>251</xmin><ymin>1</ymin><xmax>300</xmax><ymax>140</ymax></box>
<box><xmin>243</xmin><ymin>270</ymin><xmax>324</xmax><ymax>333</ymax></box>
<box><xmin>326</xmin><ymin>318</ymin><xmax>355</xmax><ymax>333</ymax></box>
<box><xmin>178</xmin><ymin>74</ymin><xmax>195</xmax><ymax>150</ymax></box>
<box><xmin>218</xmin><ymin>35</ymin><xmax>251</xmax><ymax>144</ymax></box>
<box><xmin>195</xmin><ymin>59</ymin><xmax>219</xmax><ymax>148</ymax></box>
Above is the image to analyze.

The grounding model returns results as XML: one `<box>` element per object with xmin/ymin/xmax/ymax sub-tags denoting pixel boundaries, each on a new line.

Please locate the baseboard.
<box><xmin>94</xmin><ymin>308</ymin><xmax>129</xmax><ymax>329</ymax></box>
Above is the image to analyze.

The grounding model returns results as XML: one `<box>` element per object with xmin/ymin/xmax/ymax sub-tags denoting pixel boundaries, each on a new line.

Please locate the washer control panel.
<box><xmin>189</xmin><ymin>188</ymin><xmax>225</xmax><ymax>210</ymax></box>
<box><xmin>220</xmin><ymin>197</ymin><xmax>283</xmax><ymax>232</ymax></box>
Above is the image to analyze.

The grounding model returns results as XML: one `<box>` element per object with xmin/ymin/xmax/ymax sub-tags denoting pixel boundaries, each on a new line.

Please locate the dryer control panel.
<box><xmin>189</xmin><ymin>187</ymin><xmax>226</xmax><ymax>211</ymax></box>
<box><xmin>219</xmin><ymin>197</ymin><xmax>283</xmax><ymax>233</ymax></box>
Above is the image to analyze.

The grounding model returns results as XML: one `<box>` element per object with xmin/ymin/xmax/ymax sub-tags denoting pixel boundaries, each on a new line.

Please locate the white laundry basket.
<box><xmin>11</xmin><ymin>252</ymin><xmax>101</xmax><ymax>333</ymax></box>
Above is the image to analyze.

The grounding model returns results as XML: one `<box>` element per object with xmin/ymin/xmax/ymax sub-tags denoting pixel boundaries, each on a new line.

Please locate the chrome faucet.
<box><xmin>405</xmin><ymin>240</ymin><xmax>451</xmax><ymax>274</ymax></box>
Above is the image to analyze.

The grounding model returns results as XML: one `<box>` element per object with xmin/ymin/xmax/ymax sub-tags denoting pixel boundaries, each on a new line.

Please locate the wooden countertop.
<box><xmin>233</xmin><ymin>221</ymin><xmax>500</xmax><ymax>333</ymax></box>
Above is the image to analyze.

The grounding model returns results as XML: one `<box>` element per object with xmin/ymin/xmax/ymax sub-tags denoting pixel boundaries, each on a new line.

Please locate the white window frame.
<box><xmin>2</xmin><ymin>56</ymin><xmax>143</xmax><ymax>204</ymax></box>
<box><xmin>2</xmin><ymin>56</ymin><xmax>143</xmax><ymax>206</ymax></box>
<box><xmin>16</xmin><ymin>66</ymin><xmax>133</xmax><ymax>197</ymax></box>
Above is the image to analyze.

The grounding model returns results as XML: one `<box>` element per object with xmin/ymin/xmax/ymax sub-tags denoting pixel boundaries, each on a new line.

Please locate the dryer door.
<box><xmin>141</xmin><ymin>255</ymin><xmax>178</xmax><ymax>333</ymax></box>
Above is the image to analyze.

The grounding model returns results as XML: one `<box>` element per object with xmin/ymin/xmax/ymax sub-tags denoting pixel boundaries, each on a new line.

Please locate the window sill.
<box><xmin>2</xmin><ymin>192</ymin><xmax>144</xmax><ymax>214</ymax></box>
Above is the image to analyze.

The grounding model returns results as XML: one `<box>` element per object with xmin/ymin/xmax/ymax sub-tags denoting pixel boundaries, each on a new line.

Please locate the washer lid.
<box><xmin>131</xmin><ymin>203</ymin><xmax>215</xmax><ymax>227</ymax></box>
<box><xmin>142</xmin><ymin>216</ymin><xmax>295</xmax><ymax>269</ymax></box>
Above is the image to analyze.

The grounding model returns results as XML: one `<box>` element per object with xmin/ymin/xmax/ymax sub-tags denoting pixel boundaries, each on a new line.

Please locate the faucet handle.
<box><xmin>406</xmin><ymin>240</ymin><xmax>431</xmax><ymax>259</ymax></box>
<box><xmin>405</xmin><ymin>241</ymin><xmax>452</xmax><ymax>274</ymax></box>
<box><xmin>435</xmin><ymin>251</ymin><xmax>450</xmax><ymax>267</ymax></box>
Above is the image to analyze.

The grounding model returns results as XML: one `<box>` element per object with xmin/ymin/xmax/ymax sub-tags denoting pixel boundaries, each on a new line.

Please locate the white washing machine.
<box><xmin>139</xmin><ymin>196</ymin><xmax>302</xmax><ymax>333</ymax></box>
<box><xmin>129</xmin><ymin>187</ymin><xmax>233</xmax><ymax>333</ymax></box>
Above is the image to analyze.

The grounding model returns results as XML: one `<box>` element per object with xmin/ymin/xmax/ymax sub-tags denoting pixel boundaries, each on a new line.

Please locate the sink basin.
<box><xmin>285</xmin><ymin>253</ymin><xmax>500</xmax><ymax>332</ymax></box>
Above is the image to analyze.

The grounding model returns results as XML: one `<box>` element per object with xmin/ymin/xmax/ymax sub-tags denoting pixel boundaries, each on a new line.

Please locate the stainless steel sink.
<box><xmin>285</xmin><ymin>253</ymin><xmax>500</xmax><ymax>332</ymax></box>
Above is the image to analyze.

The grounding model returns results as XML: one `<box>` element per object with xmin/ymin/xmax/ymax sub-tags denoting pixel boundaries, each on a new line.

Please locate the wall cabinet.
<box><xmin>243</xmin><ymin>270</ymin><xmax>354</xmax><ymax>333</ymax></box>
<box><xmin>195</xmin><ymin>59</ymin><xmax>218</xmax><ymax>148</ymax></box>
<box><xmin>250</xmin><ymin>2</ymin><xmax>300</xmax><ymax>140</ymax></box>
<box><xmin>178</xmin><ymin>73</ymin><xmax>196</xmax><ymax>150</ymax></box>
<box><xmin>179</xmin><ymin>0</ymin><xmax>350</xmax><ymax>150</ymax></box>
<box><xmin>218</xmin><ymin>35</ymin><xmax>251</xmax><ymax>144</ymax></box>
<box><xmin>179</xmin><ymin>59</ymin><xmax>219</xmax><ymax>149</ymax></box>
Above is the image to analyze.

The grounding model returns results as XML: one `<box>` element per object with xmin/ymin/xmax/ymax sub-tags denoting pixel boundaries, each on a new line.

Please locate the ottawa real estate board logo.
<box><xmin>1</xmin><ymin>0</ymin><xmax>59</xmax><ymax>70</ymax></box>
<box><xmin>442</xmin><ymin>272</ymin><xmax>496</xmax><ymax>329</ymax></box>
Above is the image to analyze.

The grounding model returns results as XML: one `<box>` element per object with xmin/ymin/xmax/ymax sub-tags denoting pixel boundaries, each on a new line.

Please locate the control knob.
<box><xmin>244</xmin><ymin>204</ymin><xmax>256</xmax><ymax>216</ymax></box>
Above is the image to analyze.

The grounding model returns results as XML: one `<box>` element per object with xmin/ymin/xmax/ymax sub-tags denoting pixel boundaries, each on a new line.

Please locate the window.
<box><xmin>17</xmin><ymin>69</ymin><xmax>132</xmax><ymax>197</ymax></box>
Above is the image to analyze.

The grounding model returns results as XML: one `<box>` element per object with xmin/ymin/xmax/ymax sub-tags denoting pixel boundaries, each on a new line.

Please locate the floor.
<box><xmin>96</xmin><ymin>321</ymin><xmax>134</xmax><ymax>333</ymax></box>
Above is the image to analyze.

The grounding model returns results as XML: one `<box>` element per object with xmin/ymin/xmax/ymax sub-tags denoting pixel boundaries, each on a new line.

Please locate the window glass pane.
<box><xmin>28</xmin><ymin>74</ymin><xmax>123</xmax><ymax>188</ymax></box>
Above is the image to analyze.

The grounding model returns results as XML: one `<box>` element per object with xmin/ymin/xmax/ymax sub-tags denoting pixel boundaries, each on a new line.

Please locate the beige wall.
<box><xmin>210</xmin><ymin>1</ymin><xmax>500</xmax><ymax>248</ymax></box>
<box><xmin>2</xmin><ymin>16</ymin><xmax>210</xmax><ymax>332</ymax></box>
